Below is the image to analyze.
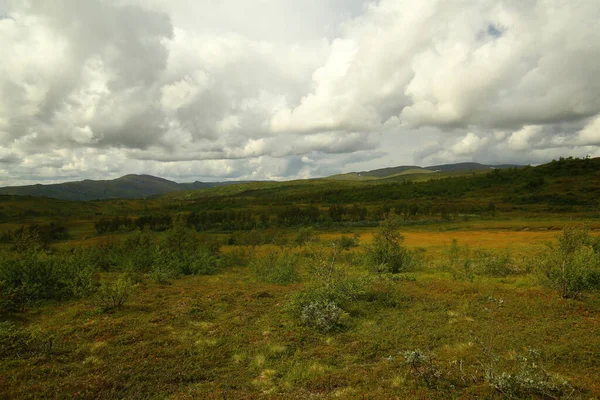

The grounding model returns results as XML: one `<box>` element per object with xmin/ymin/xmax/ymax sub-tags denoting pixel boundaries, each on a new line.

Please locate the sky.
<box><xmin>1</xmin><ymin>0</ymin><xmax>600</xmax><ymax>185</ymax></box>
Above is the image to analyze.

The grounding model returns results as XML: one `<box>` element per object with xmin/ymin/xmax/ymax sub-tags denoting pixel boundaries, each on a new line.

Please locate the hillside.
<box><xmin>0</xmin><ymin>162</ymin><xmax>521</xmax><ymax>201</ymax></box>
<box><xmin>329</xmin><ymin>162</ymin><xmax>522</xmax><ymax>180</ymax></box>
<box><xmin>0</xmin><ymin>175</ymin><xmax>262</xmax><ymax>201</ymax></box>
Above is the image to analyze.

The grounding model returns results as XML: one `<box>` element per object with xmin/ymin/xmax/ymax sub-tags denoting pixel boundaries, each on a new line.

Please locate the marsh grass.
<box><xmin>1</xmin><ymin>227</ymin><xmax>600</xmax><ymax>398</ymax></box>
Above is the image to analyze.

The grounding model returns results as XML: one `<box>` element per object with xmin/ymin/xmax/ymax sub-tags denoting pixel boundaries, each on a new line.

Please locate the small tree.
<box><xmin>367</xmin><ymin>212</ymin><xmax>410</xmax><ymax>273</ymax></box>
<box><xmin>537</xmin><ymin>225</ymin><xmax>600</xmax><ymax>298</ymax></box>
<box><xmin>95</xmin><ymin>276</ymin><xmax>135</xmax><ymax>311</ymax></box>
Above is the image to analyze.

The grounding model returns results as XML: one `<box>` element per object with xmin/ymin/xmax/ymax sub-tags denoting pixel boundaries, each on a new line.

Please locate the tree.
<box><xmin>537</xmin><ymin>225</ymin><xmax>600</xmax><ymax>298</ymax></box>
<box><xmin>367</xmin><ymin>211</ymin><xmax>410</xmax><ymax>273</ymax></box>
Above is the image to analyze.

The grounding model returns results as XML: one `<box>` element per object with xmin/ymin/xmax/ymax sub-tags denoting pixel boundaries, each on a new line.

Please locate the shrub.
<box><xmin>178</xmin><ymin>248</ymin><xmax>218</xmax><ymax>276</ymax></box>
<box><xmin>287</xmin><ymin>243</ymin><xmax>370</xmax><ymax>331</ymax></box>
<box><xmin>335</xmin><ymin>234</ymin><xmax>360</xmax><ymax>250</ymax></box>
<box><xmin>486</xmin><ymin>349</ymin><xmax>572</xmax><ymax>399</ymax></box>
<box><xmin>162</xmin><ymin>219</ymin><xmax>198</xmax><ymax>254</ymax></box>
<box><xmin>250</xmin><ymin>251</ymin><xmax>299</xmax><ymax>284</ymax></box>
<box><xmin>0</xmin><ymin>252</ymin><xmax>71</xmax><ymax>310</ymax></box>
<box><xmin>58</xmin><ymin>251</ymin><xmax>98</xmax><ymax>298</ymax></box>
<box><xmin>150</xmin><ymin>247</ymin><xmax>218</xmax><ymax>283</ymax></box>
<box><xmin>121</xmin><ymin>230</ymin><xmax>154</xmax><ymax>273</ymax></box>
<box><xmin>536</xmin><ymin>225</ymin><xmax>600</xmax><ymax>298</ymax></box>
<box><xmin>472</xmin><ymin>248</ymin><xmax>517</xmax><ymax>276</ymax></box>
<box><xmin>444</xmin><ymin>239</ymin><xmax>474</xmax><ymax>281</ymax></box>
<box><xmin>294</xmin><ymin>227</ymin><xmax>319</xmax><ymax>247</ymax></box>
<box><xmin>402</xmin><ymin>349</ymin><xmax>443</xmax><ymax>388</ymax></box>
<box><xmin>299</xmin><ymin>300</ymin><xmax>344</xmax><ymax>333</ymax></box>
<box><xmin>366</xmin><ymin>212</ymin><xmax>416</xmax><ymax>273</ymax></box>
<box><xmin>0</xmin><ymin>322</ymin><xmax>55</xmax><ymax>359</ymax></box>
<box><xmin>95</xmin><ymin>276</ymin><xmax>135</xmax><ymax>311</ymax></box>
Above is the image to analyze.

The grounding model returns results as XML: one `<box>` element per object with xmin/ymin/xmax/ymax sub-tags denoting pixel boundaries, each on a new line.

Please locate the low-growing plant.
<box><xmin>445</xmin><ymin>239</ymin><xmax>475</xmax><ymax>281</ymax></box>
<box><xmin>472</xmin><ymin>248</ymin><xmax>517</xmax><ymax>276</ymax></box>
<box><xmin>0</xmin><ymin>251</ymin><xmax>83</xmax><ymax>310</ymax></box>
<box><xmin>402</xmin><ymin>349</ymin><xmax>443</xmax><ymax>388</ymax></box>
<box><xmin>287</xmin><ymin>242</ymin><xmax>370</xmax><ymax>332</ymax></box>
<box><xmin>299</xmin><ymin>300</ymin><xmax>345</xmax><ymax>333</ymax></box>
<box><xmin>486</xmin><ymin>348</ymin><xmax>572</xmax><ymax>399</ymax></box>
<box><xmin>249</xmin><ymin>251</ymin><xmax>299</xmax><ymax>284</ymax></box>
<box><xmin>334</xmin><ymin>233</ymin><xmax>360</xmax><ymax>250</ymax></box>
<box><xmin>95</xmin><ymin>276</ymin><xmax>135</xmax><ymax>311</ymax></box>
<box><xmin>294</xmin><ymin>227</ymin><xmax>319</xmax><ymax>247</ymax></box>
<box><xmin>0</xmin><ymin>322</ymin><xmax>56</xmax><ymax>359</ymax></box>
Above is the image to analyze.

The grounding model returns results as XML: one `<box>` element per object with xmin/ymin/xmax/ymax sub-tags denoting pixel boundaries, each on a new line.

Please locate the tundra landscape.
<box><xmin>2</xmin><ymin>0</ymin><xmax>600</xmax><ymax>398</ymax></box>
<box><xmin>2</xmin><ymin>157</ymin><xmax>600</xmax><ymax>398</ymax></box>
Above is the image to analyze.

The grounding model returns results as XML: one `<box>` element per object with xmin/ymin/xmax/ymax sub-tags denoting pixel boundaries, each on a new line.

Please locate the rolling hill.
<box><xmin>0</xmin><ymin>162</ymin><xmax>523</xmax><ymax>201</ymax></box>
<box><xmin>328</xmin><ymin>162</ymin><xmax>522</xmax><ymax>180</ymax></box>
<box><xmin>0</xmin><ymin>175</ymin><xmax>217</xmax><ymax>201</ymax></box>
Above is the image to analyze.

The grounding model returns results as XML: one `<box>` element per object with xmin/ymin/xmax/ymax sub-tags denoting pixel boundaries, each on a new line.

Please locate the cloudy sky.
<box><xmin>1</xmin><ymin>0</ymin><xmax>599</xmax><ymax>185</ymax></box>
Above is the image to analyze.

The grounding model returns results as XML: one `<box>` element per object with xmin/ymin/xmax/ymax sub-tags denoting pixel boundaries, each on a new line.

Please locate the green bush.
<box><xmin>150</xmin><ymin>247</ymin><xmax>218</xmax><ymax>283</ymax></box>
<box><xmin>366</xmin><ymin>212</ymin><xmax>417</xmax><ymax>273</ymax></box>
<box><xmin>0</xmin><ymin>322</ymin><xmax>55</xmax><ymax>359</ymax></box>
<box><xmin>178</xmin><ymin>248</ymin><xmax>218</xmax><ymax>276</ymax></box>
<box><xmin>335</xmin><ymin>234</ymin><xmax>360</xmax><ymax>250</ymax></box>
<box><xmin>472</xmin><ymin>248</ymin><xmax>518</xmax><ymax>276</ymax></box>
<box><xmin>287</xmin><ymin>243</ymin><xmax>370</xmax><ymax>332</ymax></box>
<box><xmin>95</xmin><ymin>276</ymin><xmax>135</xmax><ymax>311</ymax></box>
<box><xmin>536</xmin><ymin>225</ymin><xmax>600</xmax><ymax>298</ymax></box>
<box><xmin>444</xmin><ymin>239</ymin><xmax>474</xmax><ymax>281</ymax></box>
<box><xmin>294</xmin><ymin>227</ymin><xmax>319</xmax><ymax>247</ymax></box>
<box><xmin>250</xmin><ymin>251</ymin><xmax>299</xmax><ymax>284</ymax></box>
<box><xmin>0</xmin><ymin>253</ymin><xmax>66</xmax><ymax>310</ymax></box>
<box><xmin>57</xmin><ymin>250</ymin><xmax>99</xmax><ymax>298</ymax></box>
<box><xmin>121</xmin><ymin>230</ymin><xmax>155</xmax><ymax>273</ymax></box>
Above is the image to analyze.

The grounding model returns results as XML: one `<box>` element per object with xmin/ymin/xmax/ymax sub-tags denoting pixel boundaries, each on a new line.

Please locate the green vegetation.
<box><xmin>536</xmin><ymin>225</ymin><xmax>600</xmax><ymax>298</ymax></box>
<box><xmin>2</xmin><ymin>157</ymin><xmax>600</xmax><ymax>398</ymax></box>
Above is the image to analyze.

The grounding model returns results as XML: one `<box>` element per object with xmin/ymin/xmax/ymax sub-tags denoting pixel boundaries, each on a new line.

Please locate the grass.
<box><xmin>2</xmin><ymin>227</ymin><xmax>600</xmax><ymax>398</ymax></box>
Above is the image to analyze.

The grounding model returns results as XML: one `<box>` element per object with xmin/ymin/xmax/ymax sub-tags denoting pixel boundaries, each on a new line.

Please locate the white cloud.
<box><xmin>507</xmin><ymin>126</ymin><xmax>543</xmax><ymax>151</ymax></box>
<box><xmin>451</xmin><ymin>133</ymin><xmax>488</xmax><ymax>156</ymax></box>
<box><xmin>575</xmin><ymin>116</ymin><xmax>600</xmax><ymax>146</ymax></box>
<box><xmin>1</xmin><ymin>0</ymin><xmax>600</xmax><ymax>186</ymax></box>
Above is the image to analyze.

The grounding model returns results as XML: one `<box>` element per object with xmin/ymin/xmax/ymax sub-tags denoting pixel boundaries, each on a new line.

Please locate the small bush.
<box><xmin>294</xmin><ymin>227</ymin><xmax>319</xmax><ymax>247</ymax></box>
<box><xmin>402</xmin><ymin>349</ymin><xmax>443</xmax><ymax>388</ymax></box>
<box><xmin>486</xmin><ymin>349</ymin><xmax>572</xmax><ymax>399</ymax></box>
<box><xmin>287</xmin><ymin>243</ymin><xmax>370</xmax><ymax>332</ymax></box>
<box><xmin>150</xmin><ymin>247</ymin><xmax>218</xmax><ymax>283</ymax></box>
<box><xmin>537</xmin><ymin>225</ymin><xmax>600</xmax><ymax>298</ymax></box>
<box><xmin>335</xmin><ymin>234</ymin><xmax>360</xmax><ymax>250</ymax></box>
<box><xmin>444</xmin><ymin>239</ymin><xmax>474</xmax><ymax>281</ymax></box>
<box><xmin>300</xmin><ymin>300</ymin><xmax>345</xmax><ymax>333</ymax></box>
<box><xmin>472</xmin><ymin>248</ymin><xmax>517</xmax><ymax>276</ymax></box>
<box><xmin>366</xmin><ymin>212</ymin><xmax>417</xmax><ymax>273</ymax></box>
<box><xmin>0</xmin><ymin>322</ymin><xmax>55</xmax><ymax>359</ymax></box>
<box><xmin>250</xmin><ymin>251</ymin><xmax>299</xmax><ymax>284</ymax></box>
<box><xmin>95</xmin><ymin>276</ymin><xmax>135</xmax><ymax>311</ymax></box>
<box><xmin>57</xmin><ymin>250</ymin><xmax>99</xmax><ymax>298</ymax></box>
<box><xmin>178</xmin><ymin>248</ymin><xmax>218</xmax><ymax>276</ymax></box>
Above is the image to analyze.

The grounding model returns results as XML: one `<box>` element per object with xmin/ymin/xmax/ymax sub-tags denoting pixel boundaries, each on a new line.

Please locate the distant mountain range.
<box><xmin>0</xmin><ymin>174</ymin><xmax>253</xmax><ymax>201</ymax></box>
<box><xmin>0</xmin><ymin>162</ymin><xmax>523</xmax><ymax>201</ymax></box>
<box><xmin>329</xmin><ymin>162</ymin><xmax>522</xmax><ymax>180</ymax></box>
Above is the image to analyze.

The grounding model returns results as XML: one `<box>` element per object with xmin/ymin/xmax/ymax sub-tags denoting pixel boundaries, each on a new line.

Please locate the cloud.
<box><xmin>1</xmin><ymin>0</ymin><xmax>600</xmax><ymax>185</ymax></box>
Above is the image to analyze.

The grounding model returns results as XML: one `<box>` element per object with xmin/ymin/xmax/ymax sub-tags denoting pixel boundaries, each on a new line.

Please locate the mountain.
<box><xmin>329</xmin><ymin>162</ymin><xmax>522</xmax><ymax>180</ymax></box>
<box><xmin>0</xmin><ymin>175</ymin><xmax>220</xmax><ymax>201</ymax></box>
<box><xmin>0</xmin><ymin>162</ymin><xmax>523</xmax><ymax>201</ymax></box>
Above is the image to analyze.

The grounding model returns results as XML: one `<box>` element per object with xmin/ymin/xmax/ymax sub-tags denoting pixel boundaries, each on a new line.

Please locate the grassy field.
<box><xmin>2</xmin><ymin>223</ymin><xmax>600</xmax><ymax>399</ymax></box>
<box><xmin>3</xmin><ymin>158</ymin><xmax>600</xmax><ymax>398</ymax></box>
